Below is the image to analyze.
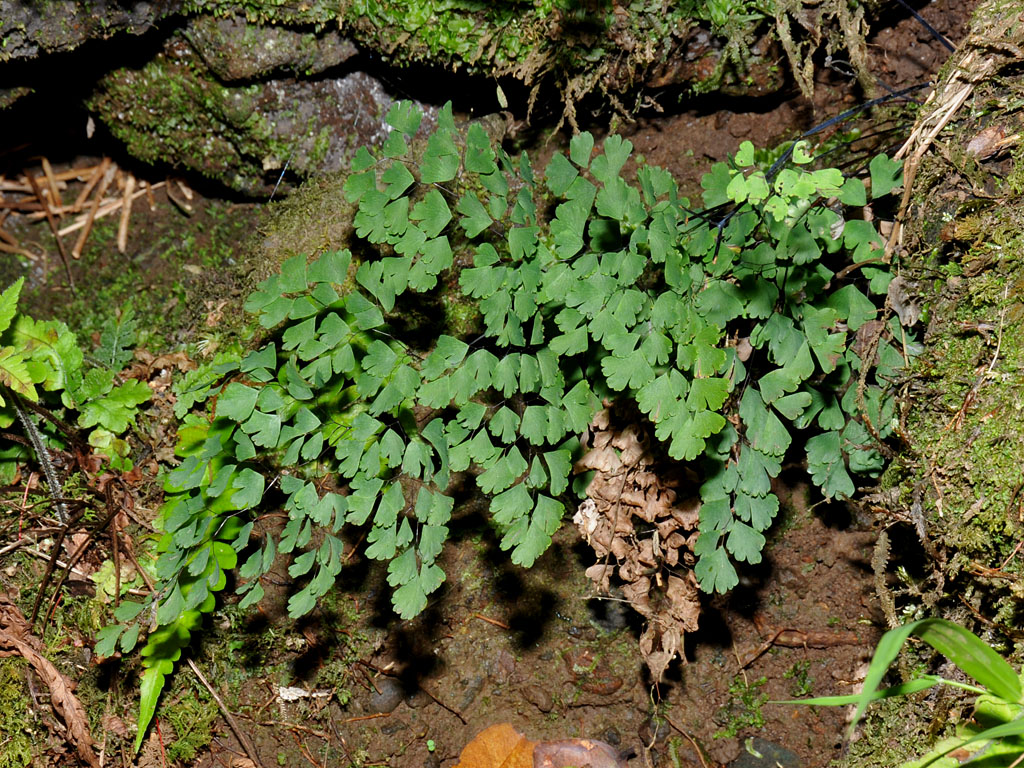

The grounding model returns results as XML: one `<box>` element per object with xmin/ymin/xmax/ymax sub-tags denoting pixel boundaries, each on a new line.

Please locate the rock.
<box><xmin>728</xmin><ymin>738</ymin><xmax>800</xmax><ymax>768</ymax></box>
<box><xmin>380</xmin><ymin>718</ymin><xmax>409</xmax><ymax>736</ymax></box>
<box><xmin>87</xmin><ymin>33</ymin><xmax>435</xmax><ymax>196</ymax></box>
<box><xmin>182</xmin><ymin>14</ymin><xmax>357</xmax><ymax>81</ymax></box>
<box><xmin>521</xmin><ymin>683</ymin><xmax>553</xmax><ymax>713</ymax></box>
<box><xmin>485</xmin><ymin>649</ymin><xmax>516</xmax><ymax>685</ymax></box>
<box><xmin>404</xmin><ymin>689</ymin><xmax>432</xmax><ymax>709</ymax></box>
<box><xmin>367</xmin><ymin>677</ymin><xmax>405</xmax><ymax>714</ymax></box>
<box><xmin>637</xmin><ymin>717</ymin><xmax>669</xmax><ymax>747</ymax></box>
<box><xmin>0</xmin><ymin>0</ymin><xmax>176</xmax><ymax>61</ymax></box>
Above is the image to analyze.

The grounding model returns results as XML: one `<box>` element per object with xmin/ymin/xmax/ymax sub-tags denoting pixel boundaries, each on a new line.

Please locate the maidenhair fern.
<box><xmin>99</xmin><ymin>101</ymin><xmax>911</xmax><ymax>749</ymax></box>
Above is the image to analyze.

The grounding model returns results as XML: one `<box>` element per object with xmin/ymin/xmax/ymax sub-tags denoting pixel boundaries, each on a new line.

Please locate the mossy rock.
<box><xmin>842</xmin><ymin>0</ymin><xmax>1024</xmax><ymax>764</ymax></box>
<box><xmin>86</xmin><ymin>25</ymin><xmax>406</xmax><ymax>196</ymax></box>
<box><xmin>0</xmin><ymin>0</ymin><xmax>177</xmax><ymax>62</ymax></box>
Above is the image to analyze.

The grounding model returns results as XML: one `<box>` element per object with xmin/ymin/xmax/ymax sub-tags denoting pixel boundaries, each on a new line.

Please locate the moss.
<box><xmin>163</xmin><ymin>688</ymin><xmax>220</xmax><ymax>763</ymax></box>
<box><xmin>88</xmin><ymin>44</ymin><xmax>316</xmax><ymax>196</ymax></box>
<box><xmin>0</xmin><ymin>659</ymin><xmax>35</xmax><ymax>768</ymax></box>
<box><xmin>13</xmin><ymin>199</ymin><xmax>262</xmax><ymax>352</ymax></box>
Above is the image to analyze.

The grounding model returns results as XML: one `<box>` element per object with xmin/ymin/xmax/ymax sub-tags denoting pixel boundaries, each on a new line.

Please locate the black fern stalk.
<box><xmin>11</xmin><ymin>391</ymin><xmax>68</xmax><ymax>524</ymax></box>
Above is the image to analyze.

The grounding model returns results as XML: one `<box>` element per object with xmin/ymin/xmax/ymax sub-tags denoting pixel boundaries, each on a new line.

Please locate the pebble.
<box><xmin>367</xmin><ymin>677</ymin><xmax>405</xmax><ymax>714</ymax></box>
<box><xmin>521</xmin><ymin>683</ymin><xmax>554</xmax><ymax>713</ymax></box>
<box><xmin>380</xmin><ymin>718</ymin><xmax>408</xmax><ymax>736</ymax></box>
<box><xmin>459</xmin><ymin>675</ymin><xmax>485</xmax><ymax>710</ymax></box>
<box><xmin>728</xmin><ymin>738</ymin><xmax>800</xmax><ymax>768</ymax></box>
<box><xmin>405</xmin><ymin>689</ymin><xmax>432</xmax><ymax>709</ymax></box>
<box><xmin>637</xmin><ymin>717</ymin><xmax>669</xmax><ymax>746</ymax></box>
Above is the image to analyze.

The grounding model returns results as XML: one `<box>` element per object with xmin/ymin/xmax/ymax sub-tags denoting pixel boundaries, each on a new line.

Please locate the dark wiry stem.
<box><xmin>10</xmin><ymin>390</ymin><xmax>68</xmax><ymax>524</ymax></box>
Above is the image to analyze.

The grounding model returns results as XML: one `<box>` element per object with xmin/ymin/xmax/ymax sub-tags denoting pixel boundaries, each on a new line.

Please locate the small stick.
<box><xmin>165</xmin><ymin>178</ymin><xmax>194</xmax><ymax>214</ymax></box>
<box><xmin>52</xmin><ymin>165</ymin><xmax>100</xmax><ymax>183</ymax></box>
<box><xmin>0</xmin><ymin>240</ymin><xmax>39</xmax><ymax>261</ymax></box>
<box><xmin>74</xmin><ymin>158</ymin><xmax>109</xmax><ymax>212</ymax></box>
<box><xmin>472</xmin><ymin>612</ymin><xmax>510</xmax><ymax>629</ymax></box>
<box><xmin>186</xmin><ymin>659</ymin><xmax>264</xmax><ymax>768</ymax></box>
<box><xmin>117</xmin><ymin>174</ymin><xmax>136</xmax><ymax>254</ymax></box>
<box><xmin>25</xmin><ymin>198</ymin><xmax>120</xmax><ymax>219</ymax></box>
<box><xmin>26</xmin><ymin>170</ymin><xmax>74</xmax><ymax>288</ymax></box>
<box><xmin>418</xmin><ymin>683</ymin><xmax>468</xmax><ymax>725</ymax></box>
<box><xmin>59</xmin><ymin>182</ymin><xmax>165</xmax><ymax>237</ymax></box>
<box><xmin>142</xmin><ymin>179</ymin><xmax>157</xmax><ymax>211</ymax></box>
<box><xmin>0</xmin><ymin>182</ymin><xmax>34</xmax><ymax>193</ymax></box>
<box><xmin>72</xmin><ymin>162</ymin><xmax>117</xmax><ymax>258</ymax></box>
<box><xmin>338</xmin><ymin>713</ymin><xmax>388</xmax><ymax>724</ymax></box>
<box><xmin>663</xmin><ymin>716</ymin><xmax>713</xmax><ymax>768</ymax></box>
<box><xmin>0</xmin><ymin>199</ymin><xmax>45</xmax><ymax>210</ymax></box>
<box><xmin>40</xmin><ymin>158</ymin><xmax>62</xmax><ymax>217</ymax></box>
<box><xmin>254</xmin><ymin>721</ymin><xmax>331</xmax><ymax>741</ymax></box>
<box><xmin>176</xmin><ymin>178</ymin><xmax>194</xmax><ymax>201</ymax></box>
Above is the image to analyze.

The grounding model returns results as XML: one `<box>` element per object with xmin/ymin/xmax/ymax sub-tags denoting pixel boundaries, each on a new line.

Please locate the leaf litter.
<box><xmin>574</xmin><ymin>404</ymin><xmax>702</xmax><ymax>681</ymax></box>
<box><xmin>0</xmin><ymin>592</ymin><xmax>99</xmax><ymax>768</ymax></box>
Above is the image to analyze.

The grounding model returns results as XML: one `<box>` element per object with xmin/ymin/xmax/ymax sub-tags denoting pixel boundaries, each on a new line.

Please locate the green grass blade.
<box><xmin>848</xmin><ymin>619</ymin><xmax>930</xmax><ymax>736</ymax></box>
<box><xmin>916</xmin><ymin>719</ymin><xmax>1024</xmax><ymax>768</ymax></box>
<box><xmin>773</xmin><ymin>675</ymin><xmax>942</xmax><ymax>707</ymax></box>
<box><xmin>849</xmin><ymin>619</ymin><xmax>1022</xmax><ymax>740</ymax></box>
<box><xmin>915</xmin><ymin>619</ymin><xmax>1022</xmax><ymax>704</ymax></box>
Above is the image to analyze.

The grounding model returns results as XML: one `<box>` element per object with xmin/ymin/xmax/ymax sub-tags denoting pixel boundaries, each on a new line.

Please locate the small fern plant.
<box><xmin>98</xmin><ymin>101</ymin><xmax>910</xmax><ymax>749</ymax></box>
<box><xmin>0</xmin><ymin>278</ymin><xmax>151</xmax><ymax>484</ymax></box>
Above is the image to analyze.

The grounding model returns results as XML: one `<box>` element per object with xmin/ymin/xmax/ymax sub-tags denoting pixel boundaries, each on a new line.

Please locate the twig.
<box><xmin>254</xmin><ymin>721</ymin><xmax>331</xmax><ymax>741</ymax></box>
<box><xmin>472</xmin><ymin>612</ymin><xmax>510</xmax><ymax>629</ymax></box>
<box><xmin>165</xmin><ymin>178</ymin><xmax>194</xmax><ymax>215</ymax></box>
<box><xmin>663</xmin><ymin>716</ymin><xmax>713</xmax><ymax>768</ymax></box>
<box><xmin>117</xmin><ymin>174</ymin><xmax>136</xmax><ymax>254</ymax></box>
<box><xmin>72</xmin><ymin>161</ymin><xmax>116</xmax><ymax>258</ymax></box>
<box><xmin>24</xmin><ymin>170</ymin><xmax>74</xmax><ymax>289</ymax></box>
<box><xmin>187</xmin><ymin>659</ymin><xmax>264</xmax><ymax>768</ymax></box>
<box><xmin>418</xmin><ymin>683</ymin><xmax>468</xmax><ymax>725</ymax></box>
<box><xmin>142</xmin><ymin>179</ymin><xmax>157</xmax><ymax>211</ymax></box>
<box><xmin>338</xmin><ymin>713</ymin><xmax>389</xmax><ymax>724</ymax></box>
<box><xmin>40</xmin><ymin>158</ymin><xmax>63</xmax><ymax>217</ymax></box>
<box><xmin>0</xmin><ymin>239</ymin><xmax>40</xmax><ymax>261</ymax></box>
<box><xmin>59</xmin><ymin>182</ymin><xmax>165</xmax><ymax>237</ymax></box>
<box><xmin>74</xmin><ymin>160</ymin><xmax>109</xmax><ymax>212</ymax></box>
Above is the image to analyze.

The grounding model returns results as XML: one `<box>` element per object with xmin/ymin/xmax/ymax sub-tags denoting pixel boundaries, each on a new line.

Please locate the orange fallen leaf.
<box><xmin>455</xmin><ymin>724</ymin><xmax>536</xmax><ymax>768</ymax></box>
<box><xmin>455</xmin><ymin>724</ymin><xmax>628</xmax><ymax>768</ymax></box>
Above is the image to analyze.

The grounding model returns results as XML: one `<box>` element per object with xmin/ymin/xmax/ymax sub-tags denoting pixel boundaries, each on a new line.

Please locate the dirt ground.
<box><xmin>0</xmin><ymin>1</ymin><xmax>981</xmax><ymax>766</ymax></box>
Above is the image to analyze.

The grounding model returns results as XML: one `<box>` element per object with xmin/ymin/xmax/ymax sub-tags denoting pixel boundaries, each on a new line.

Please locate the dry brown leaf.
<box><xmin>666</xmin><ymin>574</ymin><xmax>701</xmax><ymax>628</ymax></box>
<box><xmin>0</xmin><ymin>594</ymin><xmax>100</xmax><ymax>767</ymax></box>
<box><xmin>101</xmin><ymin>713</ymin><xmax>129</xmax><ymax>738</ymax></box>
<box><xmin>455</xmin><ymin>723</ymin><xmax>536</xmax><ymax>768</ymax></box>
<box><xmin>575</xmin><ymin>402</ymin><xmax>706</xmax><ymax>681</ymax></box>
